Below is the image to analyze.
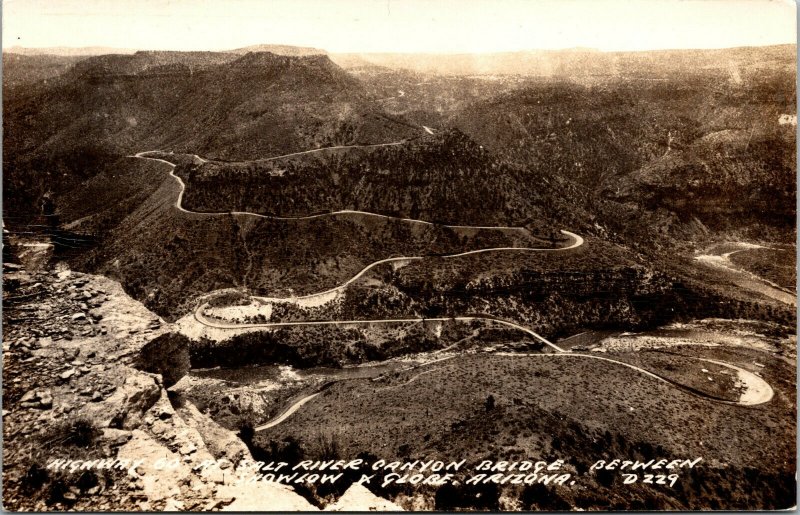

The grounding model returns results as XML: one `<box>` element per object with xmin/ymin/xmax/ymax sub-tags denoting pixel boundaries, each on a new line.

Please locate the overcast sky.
<box><xmin>2</xmin><ymin>0</ymin><xmax>796</xmax><ymax>53</ymax></box>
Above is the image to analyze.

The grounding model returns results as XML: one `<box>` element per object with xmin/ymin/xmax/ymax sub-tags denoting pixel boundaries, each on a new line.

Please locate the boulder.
<box><xmin>163</xmin><ymin>499</ymin><xmax>185</xmax><ymax>511</ymax></box>
<box><xmin>20</xmin><ymin>390</ymin><xmax>38</xmax><ymax>403</ymax></box>
<box><xmin>134</xmin><ymin>333</ymin><xmax>190</xmax><ymax>388</ymax></box>
<box><xmin>19</xmin><ymin>389</ymin><xmax>53</xmax><ymax>409</ymax></box>
<box><xmin>38</xmin><ymin>392</ymin><xmax>53</xmax><ymax>409</ymax></box>
<box><xmin>178</xmin><ymin>443</ymin><xmax>197</xmax><ymax>456</ymax></box>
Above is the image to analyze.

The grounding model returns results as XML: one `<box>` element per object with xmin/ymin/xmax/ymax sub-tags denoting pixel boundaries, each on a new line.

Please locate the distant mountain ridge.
<box><xmin>64</xmin><ymin>50</ymin><xmax>345</xmax><ymax>79</ymax></box>
<box><xmin>2</xmin><ymin>53</ymin><xmax>87</xmax><ymax>89</ymax></box>
<box><xmin>331</xmin><ymin>44</ymin><xmax>796</xmax><ymax>76</ymax></box>
<box><xmin>4</xmin><ymin>44</ymin><xmax>326</xmax><ymax>57</ymax></box>
<box><xmin>4</xmin><ymin>45</ymin><xmax>138</xmax><ymax>56</ymax></box>
<box><xmin>8</xmin><ymin>43</ymin><xmax>794</xmax><ymax>76</ymax></box>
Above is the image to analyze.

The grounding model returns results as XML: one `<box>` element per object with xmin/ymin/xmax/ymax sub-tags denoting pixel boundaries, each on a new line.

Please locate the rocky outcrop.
<box><xmin>217</xmin><ymin>482</ymin><xmax>318</xmax><ymax>512</ymax></box>
<box><xmin>81</xmin><ymin>371</ymin><xmax>161</xmax><ymax>429</ymax></box>
<box><xmin>19</xmin><ymin>388</ymin><xmax>53</xmax><ymax>409</ymax></box>
<box><xmin>325</xmin><ymin>484</ymin><xmax>404</xmax><ymax>511</ymax></box>
<box><xmin>174</xmin><ymin>398</ymin><xmax>251</xmax><ymax>463</ymax></box>
<box><xmin>3</xmin><ymin>264</ymin><xmax>399</xmax><ymax>511</ymax></box>
<box><xmin>117</xmin><ymin>430</ymin><xmax>189</xmax><ymax>504</ymax></box>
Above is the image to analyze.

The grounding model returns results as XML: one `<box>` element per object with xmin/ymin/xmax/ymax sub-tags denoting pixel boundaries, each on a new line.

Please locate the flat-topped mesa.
<box><xmin>230</xmin><ymin>51</ymin><xmax>335</xmax><ymax>67</ymax></box>
<box><xmin>226</xmin><ymin>51</ymin><xmax>357</xmax><ymax>87</ymax></box>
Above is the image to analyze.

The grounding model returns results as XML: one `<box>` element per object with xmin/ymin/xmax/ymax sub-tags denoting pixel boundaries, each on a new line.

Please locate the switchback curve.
<box><xmin>131</xmin><ymin>150</ymin><xmax>584</xmax><ymax>308</ymax></box>
<box><xmin>254</xmin><ymin>348</ymin><xmax>774</xmax><ymax>432</ymax></box>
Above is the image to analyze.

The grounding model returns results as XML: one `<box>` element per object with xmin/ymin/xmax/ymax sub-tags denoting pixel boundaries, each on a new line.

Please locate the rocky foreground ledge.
<box><xmin>2</xmin><ymin>262</ymin><xmax>400</xmax><ymax>511</ymax></box>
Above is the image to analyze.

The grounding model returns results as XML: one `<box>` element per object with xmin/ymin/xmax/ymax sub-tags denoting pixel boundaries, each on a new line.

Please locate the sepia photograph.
<box><xmin>1</xmin><ymin>0</ymin><xmax>797</xmax><ymax>511</ymax></box>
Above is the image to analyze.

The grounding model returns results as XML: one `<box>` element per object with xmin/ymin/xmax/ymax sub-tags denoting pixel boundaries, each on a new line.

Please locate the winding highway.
<box><xmin>695</xmin><ymin>243</ymin><xmax>796</xmax><ymax>306</ymax></box>
<box><xmin>252</xmin><ymin>230</ymin><xmax>583</xmax><ymax>305</ymax></box>
<box><xmin>495</xmin><ymin>352</ymin><xmax>774</xmax><ymax>406</ymax></box>
<box><xmin>131</xmin><ymin>144</ymin><xmax>775</xmax><ymax>431</ymax></box>
<box><xmin>255</xmin><ymin>392</ymin><xmax>323</xmax><ymax>431</ymax></box>
<box><xmin>253</xmin><ymin>347</ymin><xmax>774</xmax><ymax>432</ymax></box>
<box><xmin>192</xmin><ymin>299</ymin><xmax>777</xmax><ymax>412</ymax></box>
<box><xmin>195</xmin><ymin>310</ymin><xmax>566</xmax><ymax>352</ymax></box>
<box><xmin>137</xmin><ymin>144</ymin><xmax>579</xmax><ymax>354</ymax></box>
<box><xmin>253</xmin><ymin>140</ymin><xmax>408</xmax><ymax>163</ymax></box>
<box><xmin>132</xmin><ymin>149</ymin><xmax>584</xmax><ymax>309</ymax></box>
<box><xmin>133</xmin><ymin>150</ymin><xmax>552</xmax><ymax>231</ymax></box>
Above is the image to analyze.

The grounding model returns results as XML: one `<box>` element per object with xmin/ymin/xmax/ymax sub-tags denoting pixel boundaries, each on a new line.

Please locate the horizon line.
<box><xmin>4</xmin><ymin>41</ymin><xmax>797</xmax><ymax>57</ymax></box>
